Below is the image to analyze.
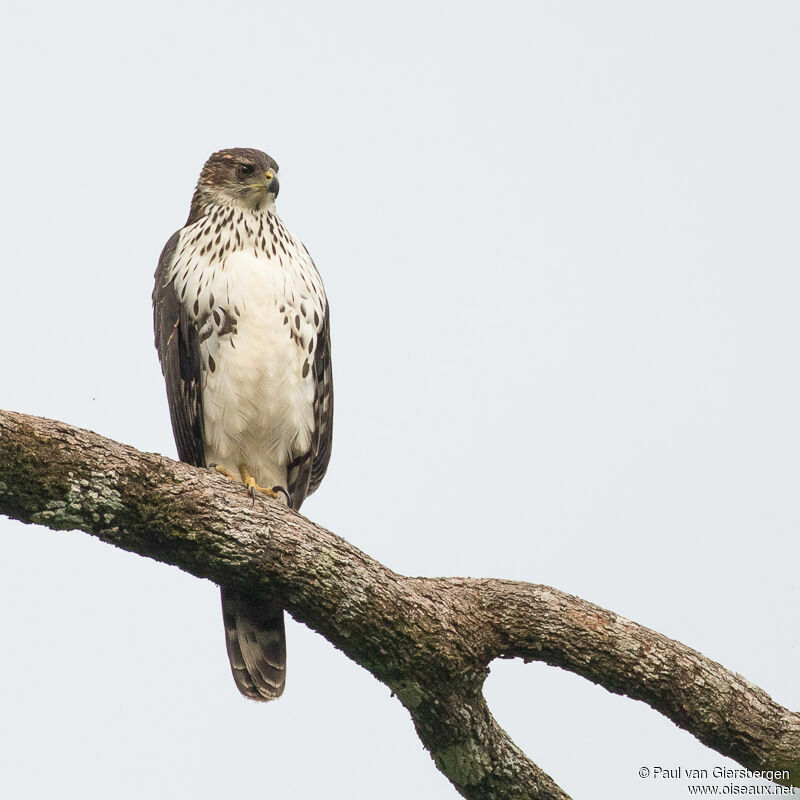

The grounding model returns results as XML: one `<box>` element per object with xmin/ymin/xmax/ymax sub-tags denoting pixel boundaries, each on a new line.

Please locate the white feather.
<box><xmin>169</xmin><ymin>207</ymin><xmax>326</xmax><ymax>489</ymax></box>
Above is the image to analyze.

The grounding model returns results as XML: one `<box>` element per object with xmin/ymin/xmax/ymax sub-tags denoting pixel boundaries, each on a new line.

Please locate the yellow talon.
<box><xmin>239</xmin><ymin>464</ymin><xmax>282</xmax><ymax>500</ymax></box>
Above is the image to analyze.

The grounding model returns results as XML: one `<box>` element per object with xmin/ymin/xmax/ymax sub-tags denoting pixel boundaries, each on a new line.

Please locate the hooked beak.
<box><xmin>264</xmin><ymin>169</ymin><xmax>279</xmax><ymax>197</ymax></box>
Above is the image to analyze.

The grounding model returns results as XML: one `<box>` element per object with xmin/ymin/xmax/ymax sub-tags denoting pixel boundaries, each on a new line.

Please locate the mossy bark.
<box><xmin>0</xmin><ymin>409</ymin><xmax>797</xmax><ymax>798</ymax></box>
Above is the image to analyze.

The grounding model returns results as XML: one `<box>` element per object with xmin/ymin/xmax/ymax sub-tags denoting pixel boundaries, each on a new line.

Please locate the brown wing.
<box><xmin>153</xmin><ymin>230</ymin><xmax>206</xmax><ymax>467</ymax></box>
<box><xmin>287</xmin><ymin>305</ymin><xmax>333</xmax><ymax>510</ymax></box>
<box><xmin>308</xmin><ymin>305</ymin><xmax>333</xmax><ymax>494</ymax></box>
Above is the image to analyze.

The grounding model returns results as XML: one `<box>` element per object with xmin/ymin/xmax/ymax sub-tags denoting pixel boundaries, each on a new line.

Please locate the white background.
<box><xmin>1</xmin><ymin>2</ymin><xmax>798</xmax><ymax>798</ymax></box>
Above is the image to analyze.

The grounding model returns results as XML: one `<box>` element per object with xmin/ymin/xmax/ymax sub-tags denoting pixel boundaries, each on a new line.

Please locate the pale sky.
<box><xmin>1</xmin><ymin>3</ymin><xmax>798</xmax><ymax>798</ymax></box>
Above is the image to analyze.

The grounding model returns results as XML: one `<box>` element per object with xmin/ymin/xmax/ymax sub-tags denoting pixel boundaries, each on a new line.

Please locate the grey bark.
<box><xmin>0</xmin><ymin>409</ymin><xmax>797</xmax><ymax>799</ymax></box>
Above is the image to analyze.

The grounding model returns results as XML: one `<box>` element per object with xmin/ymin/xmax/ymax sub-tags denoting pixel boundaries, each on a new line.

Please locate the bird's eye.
<box><xmin>238</xmin><ymin>163</ymin><xmax>255</xmax><ymax>176</ymax></box>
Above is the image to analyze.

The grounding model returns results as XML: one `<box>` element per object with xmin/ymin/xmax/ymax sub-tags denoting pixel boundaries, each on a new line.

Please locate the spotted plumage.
<box><xmin>153</xmin><ymin>148</ymin><xmax>333</xmax><ymax>701</ymax></box>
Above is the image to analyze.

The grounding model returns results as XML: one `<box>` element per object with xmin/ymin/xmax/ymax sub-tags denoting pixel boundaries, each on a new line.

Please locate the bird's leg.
<box><xmin>238</xmin><ymin>464</ymin><xmax>284</xmax><ymax>503</ymax></box>
<box><xmin>209</xmin><ymin>464</ymin><xmax>237</xmax><ymax>481</ymax></box>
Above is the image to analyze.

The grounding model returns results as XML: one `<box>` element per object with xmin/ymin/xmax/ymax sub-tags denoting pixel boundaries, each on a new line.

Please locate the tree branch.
<box><xmin>0</xmin><ymin>409</ymin><xmax>796</xmax><ymax>798</ymax></box>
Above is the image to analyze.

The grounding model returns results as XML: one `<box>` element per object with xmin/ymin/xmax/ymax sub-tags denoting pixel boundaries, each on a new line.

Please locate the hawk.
<box><xmin>153</xmin><ymin>148</ymin><xmax>333</xmax><ymax>701</ymax></box>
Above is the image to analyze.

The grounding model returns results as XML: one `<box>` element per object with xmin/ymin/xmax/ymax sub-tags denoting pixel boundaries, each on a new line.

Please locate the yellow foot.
<box><xmin>238</xmin><ymin>464</ymin><xmax>288</xmax><ymax>504</ymax></box>
<box><xmin>212</xmin><ymin>464</ymin><xmax>237</xmax><ymax>480</ymax></box>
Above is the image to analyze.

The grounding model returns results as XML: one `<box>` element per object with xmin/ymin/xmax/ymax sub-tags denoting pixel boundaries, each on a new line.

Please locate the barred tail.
<box><xmin>221</xmin><ymin>588</ymin><xmax>286</xmax><ymax>701</ymax></box>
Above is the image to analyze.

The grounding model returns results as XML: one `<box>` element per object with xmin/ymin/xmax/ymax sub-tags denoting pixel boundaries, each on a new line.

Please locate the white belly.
<box><xmin>184</xmin><ymin>247</ymin><xmax>318</xmax><ymax>489</ymax></box>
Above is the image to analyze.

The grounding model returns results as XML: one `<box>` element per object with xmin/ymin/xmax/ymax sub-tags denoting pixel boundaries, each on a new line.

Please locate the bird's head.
<box><xmin>190</xmin><ymin>148</ymin><xmax>280</xmax><ymax>217</ymax></box>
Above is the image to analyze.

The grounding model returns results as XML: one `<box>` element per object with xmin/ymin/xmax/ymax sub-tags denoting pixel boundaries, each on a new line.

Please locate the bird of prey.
<box><xmin>153</xmin><ymin>148</ymin><xmax>333</xmax><ymax>701</ymax></box>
